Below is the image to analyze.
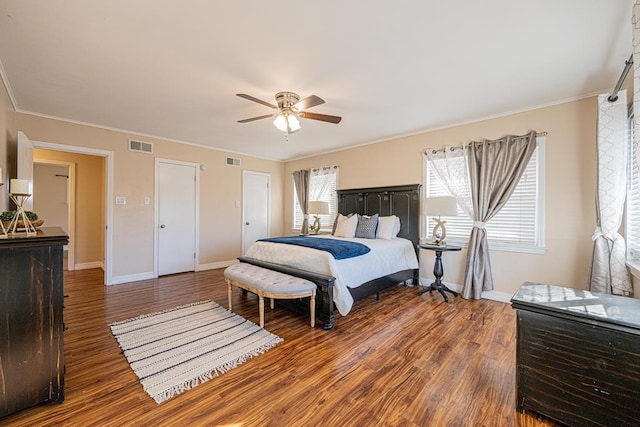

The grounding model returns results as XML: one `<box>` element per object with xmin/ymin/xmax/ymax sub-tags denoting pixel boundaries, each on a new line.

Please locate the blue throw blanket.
<box><xmin>259</xmin><ymin>236</ymin><xmax>370</xmax><ymax>260</ymax></box>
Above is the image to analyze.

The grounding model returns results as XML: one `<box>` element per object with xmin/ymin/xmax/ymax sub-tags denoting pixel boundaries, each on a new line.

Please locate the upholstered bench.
<box><xmin>224</xmin><ymin>262</ymin><xmax>316</xmax><ymax>327</ymax></box>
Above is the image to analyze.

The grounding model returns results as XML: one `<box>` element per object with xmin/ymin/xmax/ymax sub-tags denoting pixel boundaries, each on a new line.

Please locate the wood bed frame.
<box><xmin>239</xmin><ymin>183</ymin><xmax>422</xmax><ymax>329</ymax></box>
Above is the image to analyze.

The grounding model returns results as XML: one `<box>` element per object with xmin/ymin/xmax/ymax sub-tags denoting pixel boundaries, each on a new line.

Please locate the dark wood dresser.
<box><xmin>511</xmin><ymin>282</ymin><xmax>640</xmax><ymax>427</ymax></box>
<box><xmin>0</xmin><ymin>227</ymin><xmax>68</xmax><ymax>418</ymax></box>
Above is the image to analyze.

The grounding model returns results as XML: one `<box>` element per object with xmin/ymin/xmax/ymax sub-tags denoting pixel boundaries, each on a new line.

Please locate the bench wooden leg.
<box><xmin>227</xmin><ymin>279</ymin><xmax>233</xmax><ymax>311</ymax></box>
<box><xmin>259</xmin><ymin>294</ymin><xmax>265</xmax><ymax>328</ymax></box>
<box><xmin>310</xmin><ymin>290</ymin><xmax>316</xmax><ymax>327</ymax></box>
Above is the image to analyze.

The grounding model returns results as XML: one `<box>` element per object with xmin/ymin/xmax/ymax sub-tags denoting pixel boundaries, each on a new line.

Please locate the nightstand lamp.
<box><xmin>308</xmin><ymin>201</ymin><xmax>329</xmax><ymax>234</ymax></box>
<box><xmin>425</xmin><ymin>196</ymin><xmax>458</xmax><ymax>246</ymax></box>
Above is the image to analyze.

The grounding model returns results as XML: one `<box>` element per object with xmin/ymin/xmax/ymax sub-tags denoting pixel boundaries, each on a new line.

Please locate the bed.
<box><xmin>239</xmin><ymin>184</ymin><xmax>422</xmax><ymax>329</ymax></box>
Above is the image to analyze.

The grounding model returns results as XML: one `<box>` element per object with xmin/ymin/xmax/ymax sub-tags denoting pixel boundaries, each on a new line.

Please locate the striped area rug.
<box><xmin>109</xmin><ymin>300</ymin><xmax>283</xmax><ymax>403</ymax></box>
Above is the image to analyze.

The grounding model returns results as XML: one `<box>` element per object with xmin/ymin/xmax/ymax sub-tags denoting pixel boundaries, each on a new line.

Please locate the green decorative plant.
<box><xmin>1</xmin><ymin>210</ymin><xmax>39</xmax><ymax>221</ymax></box>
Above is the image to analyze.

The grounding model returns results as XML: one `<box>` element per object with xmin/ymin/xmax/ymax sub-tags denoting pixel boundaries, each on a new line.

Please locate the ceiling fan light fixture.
<box><xmin>273</xmin><ymin>111</ymin><xmax>301</xmax><ymax>134</ymax></box>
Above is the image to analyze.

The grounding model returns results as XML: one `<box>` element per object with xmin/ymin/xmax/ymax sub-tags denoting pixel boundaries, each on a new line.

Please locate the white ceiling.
<box><xmin>0</xmin><ymin>1</ymin><xmax>633</xmax><ymax>161</ymax></box>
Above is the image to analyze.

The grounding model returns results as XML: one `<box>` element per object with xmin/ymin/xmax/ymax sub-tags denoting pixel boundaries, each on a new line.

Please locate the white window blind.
<box><xmin>626</xmin><ymin>113</ymin><xmax>640</xmax><ymax>263</ymax></box>
<box><xmin>424</xmin><ymin>138</ymin><xmax>545</xmax><ymax>253</ymax></box>
<box><xmin>293</xmin><ymin>166</ymin><xmax>338</xmax><ymax>231</ymax></box>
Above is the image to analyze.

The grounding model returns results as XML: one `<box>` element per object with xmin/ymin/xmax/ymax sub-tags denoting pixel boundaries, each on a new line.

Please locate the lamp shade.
<box><xmin>9</xmin><ymin>179</ymin><xmax>30</xmax><ymax>195</ymax></box>
<box><xmin>308</xmin><ymin>200</ymin><xmax>330</xmax><ymax>215</ymax></box>
<box><xmin>425</xmin><ymin>196</ymin><xmax>458</xmax><ymax>217</ymax></box>
<box><xmin>273</xmin><ymin>111</ymin><xmax>301</xmax><ymax>133</ymax></box>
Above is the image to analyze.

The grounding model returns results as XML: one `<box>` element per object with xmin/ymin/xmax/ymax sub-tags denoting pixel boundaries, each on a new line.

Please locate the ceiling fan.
<box><xmin>236</xmin><ymin>92</ymin><xmax>342</xmax><ymax>135</ymax></box>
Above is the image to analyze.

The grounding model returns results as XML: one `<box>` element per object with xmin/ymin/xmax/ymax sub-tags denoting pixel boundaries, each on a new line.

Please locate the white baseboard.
<box><xmin>418</xmin><ymin>277</ymin><xmax>512</xmax><ymax>303</ymax></box>
<box><xmin>197</xmin><ymin>260</ymin><xmax>237</xmax><ymax>271</ymax></box>
<box><xmin>110</xmin><ymin>272</ymin><xmax>155</xmax><ymax>285</ymax></box>
<box><xmin>480</xmin><ymin>290</ymin><xmax>514</xmax><ymax>303</ymax></box>
<box><xmin>74</xmin><ymin>261</ymin><xmax>104</xmax><ymax>271</ymax></box>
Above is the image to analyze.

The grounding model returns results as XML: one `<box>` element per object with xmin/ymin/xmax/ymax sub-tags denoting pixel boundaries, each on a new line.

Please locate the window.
<box><xmin>423</xmin><ymin>137</ymin><xmax>545</xmax><ymax>253</ymax></box>
<box><xmin>293</xmin><ymin>166</ymin><xmax>338</xmax><ymax>231</ymax></box>
<box><xmin>625</xmin><ymin>112</ymin><xmax>640</xmax><ymax>267</ymax></box>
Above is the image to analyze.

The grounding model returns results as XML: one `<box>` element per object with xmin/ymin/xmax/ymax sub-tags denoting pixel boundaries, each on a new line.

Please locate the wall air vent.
<box><xmin>128</xmin><ymin>139</ymin><xmax>154</xmax><ymax>154</ymax></box>
<box><xmin>226</xmin><ymin>156</ymin><xmax>241</xmax><ymax>167</ymax></box>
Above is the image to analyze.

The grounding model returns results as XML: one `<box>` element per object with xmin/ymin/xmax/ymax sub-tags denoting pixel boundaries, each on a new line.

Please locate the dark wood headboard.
<box><xmin>336</xmin><ymin>184</ymin><xmax>422</xmax><ymax>249</ymax></box>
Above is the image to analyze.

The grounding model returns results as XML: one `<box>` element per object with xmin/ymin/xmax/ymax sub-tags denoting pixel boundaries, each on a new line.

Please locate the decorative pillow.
<box><xmin>333</xmin><ymin>213</ymin><xmax>358</xmax><ymax>238</ymax></box>
<box><xmin>355</xmin><ymin>214</ymin><xmax>379</xmax><ymax>239</ymax></box>
<box><xmin>332</xmin><ymin>213</ymin><xmax>353</xmax><ymax>235</ymax></box>
<box><xmin>392</xmin><ymin>216</ymin><xmax>401</xmax><ymax>237</ymax></box>
<box><xmin>376</xmin><ymin>215</ymin><xmax>397</xmax><ymax>239</ymax></box>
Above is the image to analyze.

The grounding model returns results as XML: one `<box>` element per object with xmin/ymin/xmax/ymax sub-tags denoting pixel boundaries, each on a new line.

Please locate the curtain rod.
<box><xmin>424</xmin><ymin>132</ymin><xmax>547</xmax><ymax>155</ymax></box>
<box><xmin>608</xmin><ymin>53</ymin><xmax>633</xmax><ymax>103</ymax></box>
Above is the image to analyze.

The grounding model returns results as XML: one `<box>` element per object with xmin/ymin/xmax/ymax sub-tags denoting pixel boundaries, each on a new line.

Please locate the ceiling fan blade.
<box><xmin>236</xmin><ymin>93</ymin><xmax>277</xmax><ymax>109</ymax></box>
<box><xmin>237</xmin><ymin>114</ymin><xmax>274</xmax><ymax>123</ymax></box>
<box><xmin>300</xmin><ymin>111</ymin><xmax>342</xmax><ymax>124</ymax></box>
<box><xmin>294</xmin><ymin>95</ymin><xmax>325</xmax><ymax>111</ymax></box>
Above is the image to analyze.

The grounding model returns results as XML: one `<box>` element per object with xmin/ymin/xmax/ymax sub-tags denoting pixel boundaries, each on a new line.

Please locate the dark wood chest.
<box><xmin>511</xmin><ymin>282</ymin><xmax>640</xmax><ymax>427</ymax></box>
<box><xmin>0</xmin><ymin>227</ymin><xmax>68</xmax><ymax>418</ymax></box>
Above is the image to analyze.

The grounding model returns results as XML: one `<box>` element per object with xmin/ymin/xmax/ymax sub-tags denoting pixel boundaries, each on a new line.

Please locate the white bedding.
<box><xmin>243</xmin><ymin>235</ymin><xmax>419</xmax><ymax>315</ymax></box>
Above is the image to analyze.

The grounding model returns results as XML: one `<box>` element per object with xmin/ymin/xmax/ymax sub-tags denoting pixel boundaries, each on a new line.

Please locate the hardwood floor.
<box><xmin>1</xmin><ymin>268</ymin><xmax>560</xmax><ymax>426</ymax></box>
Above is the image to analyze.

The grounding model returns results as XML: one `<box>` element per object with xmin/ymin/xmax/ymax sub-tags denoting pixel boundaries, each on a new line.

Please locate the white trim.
<box><xmin>74</xmin><ymin>261</ymin><xmax>103</xmax><ymax>271</ymax></box>
<box><xmin>0</xmin><ymin>58</ymin><xmax>18</xmax><ymax>110</ymax></box>
<box><xmin>535</xmin><ymin>136</ymin><xmax>546</xmax><ymax>249</ymax></box>
<box><xmin>110</xmin><ymin>272</ymin><xmax>155</xmax><ymax>285</ymax></box>
<box><xmin>30</xmin><ymin>140</ymin><xmax>114</xmax><ymax>285</ymax></box>
<box><xmin>154</xmin><ymin>158</ymin><xmax>200</xmax><ymax>278</ymax></box>
<box><xmin>17</xmin><ymin>111</ymin><xmax>285</xmax><ymax>163</ymax></box>
<box><xmin>423</xmin><ymin>136</ymin><xmax>546</xmax><ymax>255</ymax></box>
<box><xmin>288</xmin><ymin>94</ymin><xmax>595</xmax><ymax>162</ymax></box>
<box><xmin>418</xmin><ymin>278</ymin><xmax>512</xmax><ymax>303</ymax></box>
<box><xmin>480</xmin><ymin>290</ymin><xmax>514</xmax><ymax>303</ymax></box>
<box><xmin>32</xmin><ymin>158</ymin><xmax>76</xmax><ymax>271</ymax></box>
<box><xmin>418</xmin><ymin>278</ymin><xmax>463</xmax><ymax>292</ymax></box>
<box><xmin>627</xmin><ymin>260</ymin><xmax>640</xmax><ymax>280</ymax></box>
<box><xmin>197</xmin><ymin>260</ymin><xmax>238</xmax><ymax>271</ymax></box>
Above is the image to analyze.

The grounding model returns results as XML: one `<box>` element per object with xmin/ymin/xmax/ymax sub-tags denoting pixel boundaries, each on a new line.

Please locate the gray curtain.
<box><xmin>292</xmin><ymin>169</ymin><xmax>310</xmax><ymax>234</ymax></box>
<box><xmin>463</xmin><ymin>131</ymin><xmax>537</xmax><ymax>299</ymax></box>
<box><xmin>585</xmin><ymin>91</ymin><xmax>631</xmax><ymax>295</ymax></box>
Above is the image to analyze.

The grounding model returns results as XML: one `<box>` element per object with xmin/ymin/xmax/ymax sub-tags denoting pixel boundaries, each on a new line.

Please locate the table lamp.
<box><xmin>425</xmin><ymin>196</ymin><xmax>458</xmax><ymax>246</ymax></box>
<box><xmin>308</xmin><ymin>201</ymin><xmax>329</xmax><ymax>234</ymax></box>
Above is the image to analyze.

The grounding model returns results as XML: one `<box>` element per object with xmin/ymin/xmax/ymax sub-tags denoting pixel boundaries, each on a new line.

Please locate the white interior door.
<box><xmin>243</xmin><ymin>171</ymin><xmax>270</xmax><ymax>253</ymax></box>
<box><xmin>157</xmin><ymin>161</ymin><xmax>197</xmax><ymax>275</ymax></box>
<box><xmin>33</xmin><ymin>161</ymin><xmax>76</xmax><ymax>270</ymax></box>
<box><xmin>17</xmin><ymin>131</ymin><xmax>34</xmax><ymax>211</ymax></box>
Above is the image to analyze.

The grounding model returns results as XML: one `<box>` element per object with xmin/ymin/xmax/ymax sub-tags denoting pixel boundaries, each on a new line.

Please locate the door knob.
<box><xmin>245</xmin><ymin>222</ymin><xmax>250</xmax><ymax>225</ymax></box>
<box><xmin>160</xmin><ymin>224</ymin><xmax>166</xmax><ymax>228</ymax></box>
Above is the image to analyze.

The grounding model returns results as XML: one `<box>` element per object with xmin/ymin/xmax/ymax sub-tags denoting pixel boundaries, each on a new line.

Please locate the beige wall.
<box><xmin>18</xmin><ymin>113</ymin><xmax>285</xmax><ymax>281</ymax></box>
<box><xmin>285</xmin><ymin>97</ymin><xmax>598</xmax><ymax>297</ymax></box>
<box><xmin>33</xmin><ymin>149</ymin><xmax>105</xmax><ymax>267</ymax></box>
<box><xmin>0</xmin><ymin>77</ymin><xmax>16</xmax><ymax>212</ymax></box>
<box><xmin>9</xmin><ymin>95</ymin><xmax>634</xmax><ymax>298</ymax></box>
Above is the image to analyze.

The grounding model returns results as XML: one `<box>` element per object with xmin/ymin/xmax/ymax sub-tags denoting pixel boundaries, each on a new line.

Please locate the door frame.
<box><xmin>154</xmin><ymin>158</ymin><xmax>200</xmax><ymax>278</ymax></box>
<box><xmin>32</xmin><ymin>159</ymin><xmax>76</xmax><ymax>271</ymax></box>
<box><xmin>28</xmin><ymin>140</ymin><xmax>114</xmax><ymax>285</ymax></box>
<box><xmin>242</xmin><ymin>170</ymin><xmax>270</xmax><ymax>254</ymax></box>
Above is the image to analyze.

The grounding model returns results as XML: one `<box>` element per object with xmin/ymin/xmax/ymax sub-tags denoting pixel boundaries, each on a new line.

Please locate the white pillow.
<box><xmin>392</xmin><ymin>216</ymin><xmax>401</xmax><ymax>237</ymax></box>
<box><xmin>333</xmin><ymin>213</ymin><xmax>358</xmax><ymax>238</ymax></box>
<box><xmin>376</xmin><ymin>215</ymin><xmax>397</xmax><ymax>239</ymax></box>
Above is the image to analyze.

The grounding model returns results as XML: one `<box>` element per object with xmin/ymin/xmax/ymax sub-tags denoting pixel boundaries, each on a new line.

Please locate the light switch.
<box><xmin>144</xmin><ymin>197</ymin><xmax>150</xmax><ymax>205</ymax></box>
<box><xmin>116</xmin><ymin>196</ymin><xmax>126</xmax><ymax>205</ymax></box>
<box><xmin>235</xmin><ymin>201</ymin><xmax>240</xmax><ymax>208</ymax></box>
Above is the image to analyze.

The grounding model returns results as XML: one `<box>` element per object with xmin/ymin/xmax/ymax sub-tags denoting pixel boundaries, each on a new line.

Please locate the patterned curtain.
<box><xmin>585</xmin><ymin>91</ymin><xmax>631</xmax><ymax>295</ymax></box>
<box><xmin>309</xmin><ymin>166</ymin><xmax>338</xmax><ymax>201</ymax></box>
<box><xmin>309</xmin><ymin>166</ymin><xmax>339</xmax><ymax>226</ymax></box>
<box><xmin>424</xmin><ymin>146</ymin><xmax>473</xmax><ymax>218</ymax></box>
